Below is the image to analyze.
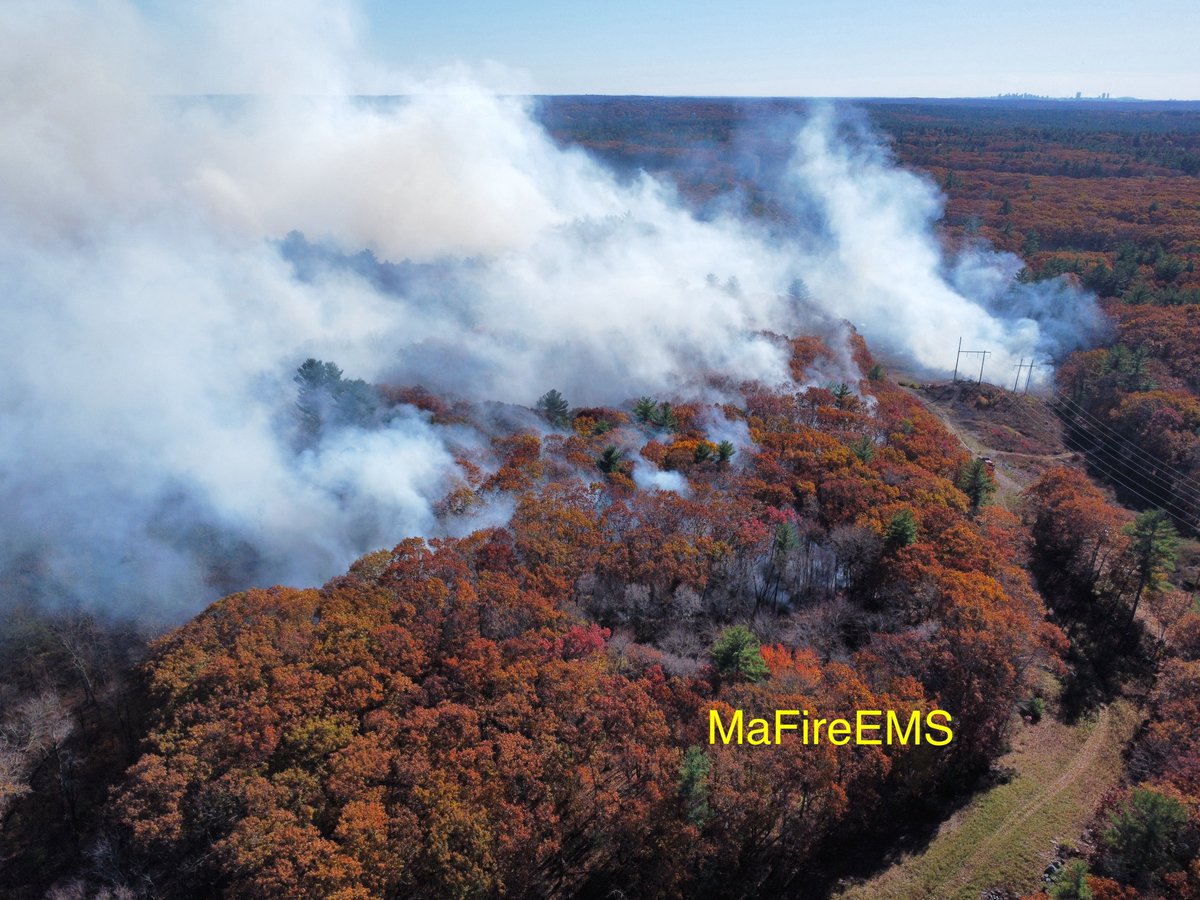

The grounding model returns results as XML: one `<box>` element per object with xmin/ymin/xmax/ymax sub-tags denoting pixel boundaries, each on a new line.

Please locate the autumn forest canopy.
<box><xmin>4</xmin><ymin>40</ymin><xmax>1200</xmax><ymax>900</ymax></box>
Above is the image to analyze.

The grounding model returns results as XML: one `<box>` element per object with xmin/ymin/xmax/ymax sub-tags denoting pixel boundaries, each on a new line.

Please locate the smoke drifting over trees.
<box><xmin>0</xmin><ymin>0</ymin><xmax>1101</xmax><ymax>620</ymax></box>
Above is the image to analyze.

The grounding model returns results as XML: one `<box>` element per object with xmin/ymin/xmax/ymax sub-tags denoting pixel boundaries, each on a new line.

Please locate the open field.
<box><xmin>837</xmin><ymin>697</ymin><xmax>1141</xmax><ymax>900</ymax></box>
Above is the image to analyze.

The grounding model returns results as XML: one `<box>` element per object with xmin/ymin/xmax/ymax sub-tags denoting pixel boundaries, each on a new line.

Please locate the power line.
<box><xmin>1010</xmin><ymin>396</ymin><xmax>1196</xmax><ymax>517</ymax></box>
<box><xmin>1049</xmin><ymin>396</ymin><xmax>1200</xmax><ymax>505</ymax></box>
<box><xmin>1009</xmin><ymin>410</ymin><xmax>1196</xmax><ymax>525</ymax></box>
<box><xmin>933</xmin><ymin>350</ymin><xmax>1200</xmax><ymax>529</ymax></box>
<box><xmin>1049</xmin><ymin>390</ymin><xmax>1200</xmax><ymax>501</ymax></box>
<box><xmin>990</xmin><ymin>393</ymin><xmax>1169</xmax><ymax>507</ymax></box>
<box><xmin>1003</xmin><ymin>394</ymin><xmax>1200</xmax><ymax>528</ymax></box>
<box><xmin>1065</xmin><ymin>444</ymin><xmax>1199</xmax><ymax>524</ymax></box>
<box><xmin>1004</xmin><ymin>374</ymin><xmax>1200</xmax><ymax>502</ymax></box>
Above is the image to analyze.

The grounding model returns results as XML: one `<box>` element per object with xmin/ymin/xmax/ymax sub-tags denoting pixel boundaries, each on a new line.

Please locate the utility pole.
<box><xmin>1013</xmin><ymin>357</ymin><xmax>1026</xmax><ymax>392</ymax></box>
<box><xmin>1024</xmin><ymin>359</ymin><xmax>1041</xmax><ymax>394</ymax></box>
<box><xmin>953</xmin><ymin>337</ymin><xmax>991</xmax><ymax>385</ymax></box>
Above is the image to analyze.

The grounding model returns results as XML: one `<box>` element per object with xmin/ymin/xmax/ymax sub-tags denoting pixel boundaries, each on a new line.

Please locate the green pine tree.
<box><xmin>653</xmin><ymin>401</ymin><xmax>679</xmax><ymax>431</ymax></box>
<box><xmin>1124</xmin><ymin>509</ymin><xmax>1179</xmax><ymax>621</ymax></box>
<box><xmin>710</xmin><ymin>625</ymin><xmax>769</xmax><ymax>682</ymax></box>
<box><xmin>536</xmin><ymin>389</ymin><xmax>570</xmax><ymax>426</ymax></box>
<box><xmin>633</xmin><ymin>396</ymin><xmax>658</xmax><ymax>424</ymax></box>
<box><xmin>884</xmin><ymin>509</ymin><xmax>918</xmax><ymax>550</ymax></box>
<box><xmin>1103</xmin><ymin>787</ymin><xmax>1188</xmax><ymax>887</ymax></box>
<box><xmin>677</xmin><ymin>746</ymin><xmax>712</xmax><ymax>825</ymax></box>
<box><xmin>851</xmin><ymin>435</ymin><xmax>875</xmax><ymax>463</ymax></box>
<box><xmin>957</xmin><ymin>458</ymin><xmax>996</xmax><ymax>513</ymax></box>
<box><xmin>1049</xmin><ymin>860</ymin><xmax>1092</xmax><ymax>900</ymax></box>
<box><xmin>596</xmin><ymin>445</ymin><xmax>626</xmax><ymax>474</ymax></box>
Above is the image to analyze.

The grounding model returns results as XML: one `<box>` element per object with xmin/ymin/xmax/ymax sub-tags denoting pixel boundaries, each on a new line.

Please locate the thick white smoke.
<box><xmin>0</xmin><ymin>0</ymin><xmax>1101</xmax><ymax>620</ymax></box>
<box><xmin>782</xmin><ymin>105</ymin><xmax>1105</xmax><ymax>375</ymax></box>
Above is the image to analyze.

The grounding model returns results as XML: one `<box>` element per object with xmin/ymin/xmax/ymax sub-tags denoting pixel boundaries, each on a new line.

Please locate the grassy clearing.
<box><xmin>836</xmin><ymin>698</ymin><xmax>1140</xmax><ymax>900</ymax></box>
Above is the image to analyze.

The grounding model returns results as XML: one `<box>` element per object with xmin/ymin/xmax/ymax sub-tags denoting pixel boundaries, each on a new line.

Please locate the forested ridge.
<box><xmin>2</xmin><ymin>334</ymin><xmax>1055</xmax><ymax>896</ymax></box>
<box><xmin>4</xmin><ymin>335</ymin><xmax>1194</xmax><ymax>897</ymax></box>
<box><xmin>4</xmin><ymin>100</ymin><xmax>1200</xmax><ymax>898</ymax></box>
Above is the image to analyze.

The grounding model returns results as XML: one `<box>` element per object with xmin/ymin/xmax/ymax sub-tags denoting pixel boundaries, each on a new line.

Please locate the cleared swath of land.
<box><xmin>837</xmin><ymin>690</ymin><xmax>1139</xmax><ymax>899</ymax></box>
<box><xmin>837</xmin><ymin>380</ymin><xmax>1139</xmax><ymax>898</ymax></box>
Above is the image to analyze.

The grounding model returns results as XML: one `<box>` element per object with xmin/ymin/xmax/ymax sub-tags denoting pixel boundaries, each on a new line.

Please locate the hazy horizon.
<box><xmin>128</xmin><ymin>0</ymin><xmax>1200</xmax><ymax>101</ymax></box>
<box><xmin>167</xmin><ymin>93</ymin><xmax>1200</xmax><ymax>103</ymax></box>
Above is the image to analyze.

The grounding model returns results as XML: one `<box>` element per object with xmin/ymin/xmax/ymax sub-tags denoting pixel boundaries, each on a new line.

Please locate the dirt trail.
<box><xmin>832</xmin><ymin>371</ymin><xmax>1140</xmax><ymax>899</ymax></box>
<box><xmin>936</xmin><ymin>706</ymin><xmax>1114</xmax><ymax>897</ymax></box>
<box><xmin>837</xmin><ymin>701</ymin><xmax>1140</xmax><ymax>900</ymax></box>
<box><xmin>928</xmin><ymin>409</ymin><xmax>1027</xmax><ymax>505</ymax></box>
<box><xmin>894</xmin><ymin>376</ymin><xmax>1079</xmax><ymax>508</ymax></box>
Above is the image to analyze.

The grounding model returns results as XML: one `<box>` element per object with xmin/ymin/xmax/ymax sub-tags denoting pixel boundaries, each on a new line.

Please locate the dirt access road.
<box><xmin>836</xmin><ymin>699</ymin><xmax>1139</xmax><ymax>900</ymax></box>
<box><xmin>896</xmin><ymin>375</ymin><xmax>1079</xmax><ymax>509</ymax></box>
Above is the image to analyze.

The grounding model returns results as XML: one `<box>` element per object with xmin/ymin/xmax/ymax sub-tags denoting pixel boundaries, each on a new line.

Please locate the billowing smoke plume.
<box><xmin>0</xmin><ymin>0</ymin><xmax>1100</xmax><ymax>621</ymax></box>
<box><xmin>780</xmin><ymin>106</ymin><xmax>1105</xmax><ymax>372</ymax></box>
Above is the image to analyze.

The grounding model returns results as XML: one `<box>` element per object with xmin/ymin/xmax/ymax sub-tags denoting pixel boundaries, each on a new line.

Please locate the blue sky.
<box><xmin>129</xmin><ymin>0</ymin><xmax>1198</xmax><ymax>98</ymax></box>
<box><xmin>358</xmin><ymin>0</ymin><xmax>1198</xmax><ymax>98</ymax></box>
